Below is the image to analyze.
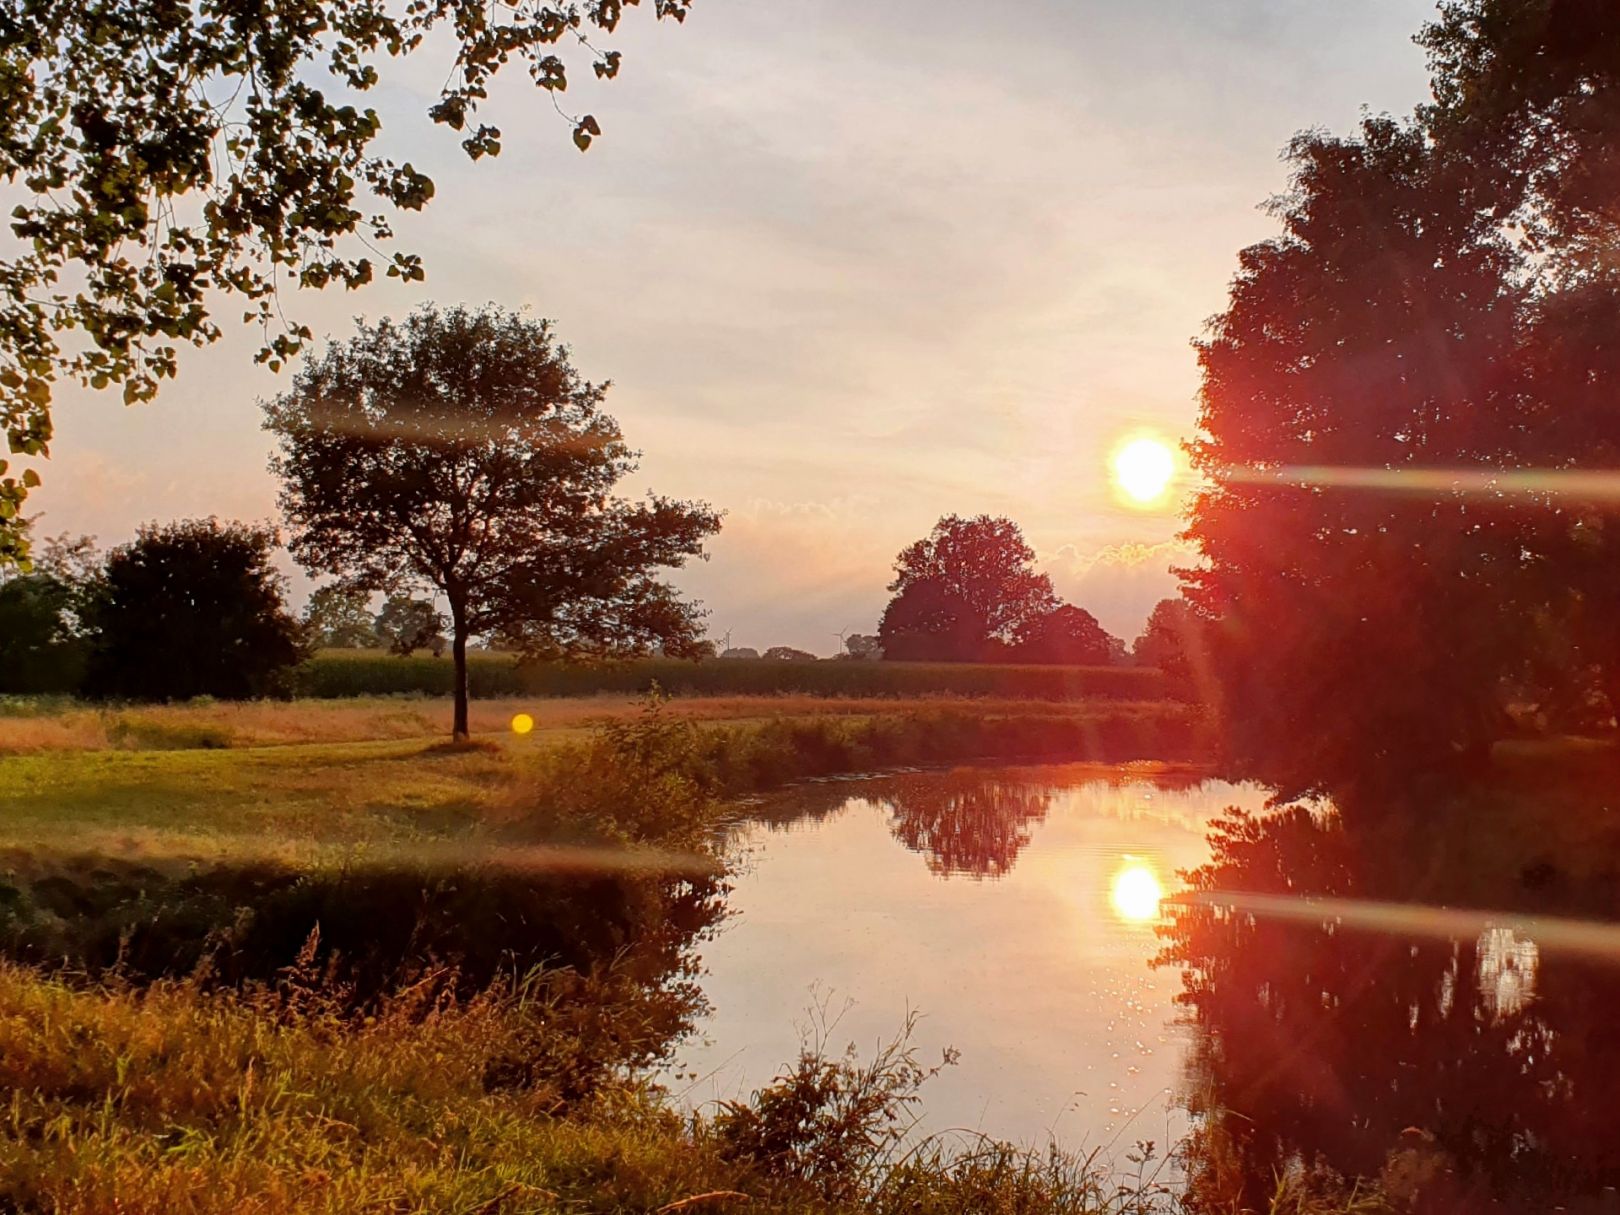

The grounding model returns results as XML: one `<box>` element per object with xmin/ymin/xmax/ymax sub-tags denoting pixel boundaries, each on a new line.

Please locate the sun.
<box><xmin>1110</xmin><ymin>861</ymin><xmax>1164</xmax><ymax>923</ymax></box>
<box><xmin>1111</xmin><ymin>435</ymin><xmax>1177</xmax><ymax>507</ymax></box>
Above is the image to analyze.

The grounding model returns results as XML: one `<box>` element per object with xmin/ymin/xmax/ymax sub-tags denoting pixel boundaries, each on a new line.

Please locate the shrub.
<box><xmin>84</xmin><ymin>519</ymin><xmax>308</xmax><ymax>701</ymax></box>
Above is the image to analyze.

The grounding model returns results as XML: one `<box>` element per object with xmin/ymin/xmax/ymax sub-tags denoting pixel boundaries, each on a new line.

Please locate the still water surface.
<box><xmin>675</xmin><ymin>763</ymin><xmax>1268</xmax><ymax>1147</ymax></box>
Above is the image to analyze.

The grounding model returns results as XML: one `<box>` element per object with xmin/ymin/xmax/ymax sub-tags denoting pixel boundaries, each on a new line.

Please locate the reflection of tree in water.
<box><xmin>1159</xmin><ymin>806</ymin><xmax>1620</xmax><ymax>1211</ymax></box>
<box><xmin>880</xmin><ymin>775</ymin><xmax>1055</xmax><ymax>879</ymax></box>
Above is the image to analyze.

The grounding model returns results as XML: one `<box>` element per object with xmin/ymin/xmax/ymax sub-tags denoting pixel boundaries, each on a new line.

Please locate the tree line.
<box><xmin>1183</xmin><ymin>0</ymin><xmax>1620</xmax><ymax>808</ymax></box>
<box><xmin>2</xmin><ymin>305</ymin><xmax>720</xmax><ymax>736</ymax></box>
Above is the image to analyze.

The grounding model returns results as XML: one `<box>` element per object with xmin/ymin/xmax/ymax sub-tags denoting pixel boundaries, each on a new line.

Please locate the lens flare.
<box><xmin>510</xmin><ymin>712</ymin><xmax>535</xmax><ymax>736</ymax></box>
<box><xmin>1112</xmin><ymin>436</ymin><xmax>1176</xmax><ymax>507</ymax></box>
<box><xmin>1110</xmin><ymin>861</ymin><xmax>1164</xmax><ymax>923</ymax></box>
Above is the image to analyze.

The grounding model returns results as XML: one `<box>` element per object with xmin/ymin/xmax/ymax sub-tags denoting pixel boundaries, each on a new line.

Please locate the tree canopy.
<box><xmin>1184</xmin><ymin>3</ymin><xmax>1620</xmax><ymax>804</ymax></box>
<box><xmin>0</xmin><ymin>0</ymin><xmax>694</xmax><ymax>564</ymax></box>
<box><xmin>879</xmin><ymin>515</ymin><xmax>1058</xmax><ymax>662</ymax></box>
<box><xmin>84</xmin><ymin>518</ymin><xmax>307</xmax><ymax>700</ymax></box>
<box><xmin>266</xmin><ymin>303</ymin><xmax>719</xmax><ymax>738</ymax></box>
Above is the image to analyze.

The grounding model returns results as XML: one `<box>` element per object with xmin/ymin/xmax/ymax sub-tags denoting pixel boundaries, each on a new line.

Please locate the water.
<box><xmin>674</xmin><ymin>762</ymin><xmax>1269</xmax><ymax>1148</ymax></box>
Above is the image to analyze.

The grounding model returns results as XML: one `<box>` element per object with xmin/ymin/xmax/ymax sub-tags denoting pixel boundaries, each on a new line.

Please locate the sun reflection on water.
<box><xmin>1110</xmin><ymin>860</ymin><xmax>1164</xmax><ymax>923</ymax></box>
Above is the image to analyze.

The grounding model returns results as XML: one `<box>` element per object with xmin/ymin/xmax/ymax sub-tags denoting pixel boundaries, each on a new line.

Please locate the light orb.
<box><xmin>1111</xmin><ymin>436</ymin><xmax>1176</xmax><ymax>507</ymax></box>
<box><xmin>510</xmin><ymin>712</ymin><xmax>536</xmax><ymax>736</ymax></box>
<box><xmin>1110</xmin><ymin>862</ymin><xmax>1164</xmax><ymax>923</ymax></box>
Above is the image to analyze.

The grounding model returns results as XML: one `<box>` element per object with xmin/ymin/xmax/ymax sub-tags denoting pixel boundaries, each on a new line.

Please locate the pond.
<box><xmin>674</xmin><ymin>762</ymin><xmax>1269</xmax><ymax>1149</ymax></box>
<box><xmin>671</xmin><ymin>760</ymin><xmax>1620</xmax><ymax>1210</ymax></box>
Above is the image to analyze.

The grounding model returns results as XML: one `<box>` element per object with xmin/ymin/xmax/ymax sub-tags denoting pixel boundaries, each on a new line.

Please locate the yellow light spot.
<box><xmin>510</xmin><ymin>712</ymin><xmax>535</xmax><ymax>736</ymax></box>
<box><xmin>1110</xmin><ymin>862</ymin><xmax>1164</xmax><ymax>923</ymax></box>
<box><xmin>1111</xmin><ymin>435</ymin><xmax>1177</xmax><ymax>508</ymax></box>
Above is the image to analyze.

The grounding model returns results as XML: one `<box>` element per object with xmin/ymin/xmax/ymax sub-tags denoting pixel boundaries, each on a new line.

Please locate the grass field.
<box><xmin>0</xmin><ymin>694</ymin><xmax>1203</xmax><ymax>858</ymax></box>
<box><xmin>293</xmin><ymin>650</ymin><xmax>1178</xmax><ymax>700</ymax></box>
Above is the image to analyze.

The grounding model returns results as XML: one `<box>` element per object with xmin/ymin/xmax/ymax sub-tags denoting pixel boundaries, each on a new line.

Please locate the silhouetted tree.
<box><xmin>83</xmin><ymin>519</ymin><xmax>307</xmax><ymax>700</ymax></box>
<box><xmin>719</xmin><ymin>647</ymin><xmax>760</xmax><ymax>660</ymax></box>
<box><xmin>266</xmin><ymin>304</ymin><xmax>720</xmax><ymax>739</ymax></box>
<box><xmin>303</xmin><ymin>585</ymin><xmax>379</xmax><ymax>650</ymax></box>
<box><xmin>1420</xmin><ymin>0</ymin><xmax>1620</xmax><ymax>255</ymax></box>
<box><xmin>879</xmin><ymin>516</ymin><xmax>1056</xmax><ymax>662</ymax></box>
<box><xmin>0</xmin><ymin>525</ymin><xmax>97</xmax><ymax>693</ymax></box>
<box><xmin>0</xmin><ymin>2</ymin><xmax>697</xmax><ymax>563</ymax></box>
<box><xmin>763</xmin><ymin>645</ymin><xmax>816</xmax><ymax>661</ymax></box>
<box><xmin>1185</xmin><ymin>118</ymin><xmax>1531</xmax><ymax>804</ymax></box>
<box><xmin>1012</xmin><ymin>603</ymin><xmax>1119</xmax><ymax>666</ymax></box>
<box><xmin>374</xmin><ymin>594</ymin><xmax>446</xmax><ymax>658</ymax></box>
<box><xmin>841</xmin><ymin>633</ymin><xmax>883</xmax><ymax>661</ymax></box>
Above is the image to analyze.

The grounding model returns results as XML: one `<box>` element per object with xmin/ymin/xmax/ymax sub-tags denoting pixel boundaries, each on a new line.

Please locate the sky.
<box><xmin>27</xmin><ymin>0</ymin><xmax>1440</xmax><ymax>654</ymax></box>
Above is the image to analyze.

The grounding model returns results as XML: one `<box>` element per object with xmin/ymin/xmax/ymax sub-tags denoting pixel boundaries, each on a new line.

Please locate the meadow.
<box><xmin>294</xmin><ymin>650</ymin><xmax>1177</xmax><ymax>701</ymax></box>
<box><xmin>0</xmin><ymin>687</ymin><xmax>1217</xmax><ymax>1213</ymax></box>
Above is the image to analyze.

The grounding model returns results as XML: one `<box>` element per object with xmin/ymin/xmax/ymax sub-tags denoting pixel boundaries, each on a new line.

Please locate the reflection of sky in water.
<box><xmin>1477</xmin><ymin>926</ymin><xmax>1539</xmax><ymax>1019</ymax></box>
<box><xmin>674</xmin><ymin>763</ymin><xmax>1268</xmax><ymax>1148</ymax></box>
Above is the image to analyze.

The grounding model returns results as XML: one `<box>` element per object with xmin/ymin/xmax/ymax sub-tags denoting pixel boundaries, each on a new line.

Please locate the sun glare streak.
<box><xmin>1111</xmin><ymin>436</ymin><xmax>1177</xmax><ymax>508</ymax></box>
<box><xmin>1110</xmin><ymin>861</ymin><xmax>1164</xmax><ymax>923</ymax></box>
<box><xmin>1172</xmin><ymin>890</ymin><xmax>1620</xmax><ymax>964</ymax></box>
<box><xmin>1222</xmin><ymin>465</ymin><xmax>1620</xmax><ymax>503</ymax></box>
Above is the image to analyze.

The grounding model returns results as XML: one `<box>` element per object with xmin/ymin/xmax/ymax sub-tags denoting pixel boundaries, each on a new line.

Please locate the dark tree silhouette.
<box><xmin>1012</xmin><ymin>603</ymin><xmax>1119</xmax><ymax>666</ymax></box>
<box><xmin>266</xmin><ymin>304</ymin><xmax>720</xmax><ymax>739</ymax></box>
<box><xmin>1184</xmin><ymin>118</ymin><xmax>1532</xmax><ymax>804</ymax></box>
<box><xmin>1162</xmin><ymin>803</ymin><xmax>1620</xmax><ymax>1211</ymax></box>
<box><xmin>1420</xmin><ymin>0</ymin><xmax>1620</xmax><ymax>253</ymax></box>
<box><xmin>0</xmin><ymin>2</ymin><xmax>696</xmax><ymax>562</ymax></box>
<box><xmin>303</xmin><ymin>585</ymin><xmax>379</xmax><ymax>650</ymax></box>
<box><xmin>0</xmin><ymin>568</ymin><xmax>80</xmax><ymax>693</ymax></box>
<box><xmin>878</xmin><ymin>515</ymin><xmax>1057</xmax><ymax>662</ymax></box>
<box><xmin>84</xmin><ymin>519</ymin><xmax>307</xmax><ymax>700</ymax></box>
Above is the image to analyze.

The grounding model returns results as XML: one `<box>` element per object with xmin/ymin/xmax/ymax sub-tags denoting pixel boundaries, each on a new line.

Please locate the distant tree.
<box><xmin>1012</xmin><ymin>603</ymin><xmax>1119</xmax><ymax>666</ymax></box>
<box><xmin>0</xmin><ymin>2</ymin><xmax>697</xmax><ymax>565</ymax></box>
<box><xmin>763</xmin><ymin>645</ymin><xmax>816</xmax><ymax>661</ymax></box>
<box><xmin>719</xmin><ymin>647</ymin><xmax>760</xmax><ymax>660</ymax></box>
<box><xmin>266</xmin><ymin>305</ymin><xmax>720</xmax><ymax>739</ymax></box>
<box><xmin>879</xmin><ymin>516</ymin><xmax>1057</xmax><ymax>662</ymax></box>
<box><xmin>1132</xmin><ymin>598</ymin><xmax>1201</xmax><ymax>677</ymax></box>
<box><xmin>842</xmin><ymin>633</ymin><xmax>883</xmax><ymax>661</ymax></box>
<box><xmin>0</xmin><ymin>527</ymin><xmax>94</xmax><ymax>693</ymax></box>
<box><xmin>879</xmin><ymin>581</ymin><xmax>980</xmax><ymax>662</ymax></box>
<box><xmin>375</xmin><ymin>594</ymin><xmax>447</xmax><ymax>658</ymax></box>
<box><xmin>84</xmin><ymin>519</ymin><xmax>307</xmax><ymax>701</ymax></box>
<box><xmin>304</xmin><ymin>585</ymin><xmax>379</xmax><ymax>650</ymax></box>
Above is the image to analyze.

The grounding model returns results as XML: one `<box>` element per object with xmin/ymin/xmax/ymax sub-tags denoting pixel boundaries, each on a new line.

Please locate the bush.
<box><xmin>84</xmin><ymin>519</ymin><xmax>308</xmax><ymax>701</ymax></box>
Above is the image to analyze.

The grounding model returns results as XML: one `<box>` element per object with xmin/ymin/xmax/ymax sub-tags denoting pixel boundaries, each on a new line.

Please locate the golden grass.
<box><xmin>0</xmin><ymin>692</ymin><xmax>1168</xmax><ymax>754</ymax></box>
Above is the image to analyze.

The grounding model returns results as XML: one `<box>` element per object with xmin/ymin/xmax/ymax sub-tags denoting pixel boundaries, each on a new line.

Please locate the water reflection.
<box><xmin>1111</xmin><ymin>860</ymin><xmax>1164</xmax><ymax>923</ymax></box>
<box><xmin>881</xmin><ymin>776</ymin><xmax>1055</xmax><ymax>879</ymax></box>
<box><xmin>690</xmin><ymin>764</ymin><xmax>1267</xmax><ymax>1145</ymax></box>
<box><xmin>1159</xmin><ymin>806</ymin><xmax>1620</xmax><ymax>1211</ymax></box>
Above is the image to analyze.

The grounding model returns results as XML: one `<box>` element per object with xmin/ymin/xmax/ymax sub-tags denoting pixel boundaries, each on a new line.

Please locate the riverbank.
<box><xmin>0</xmin><ymin>693</ymin><xmax>1208</xmax><ymax>1213</ymax></box>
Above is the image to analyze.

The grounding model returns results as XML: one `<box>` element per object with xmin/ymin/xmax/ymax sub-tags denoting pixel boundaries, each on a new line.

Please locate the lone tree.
<box><xmin>0</xmin><ymin>1</ymin><xmax>696</xmax><ymax>564</ymax></box>
<box><xmin>85</xmin><ymin>518</ymin><xmax>308</xmax><ymax>700</ymax></box>
<box><xmin>266</xmin><ymin>304</ymin><xmax>720</xmax><ymax>739</ymax></box>
<box><xmin>879</xmin><ymin>515</ymin><xmax>1057</xmax><ymax>662</ymax></box>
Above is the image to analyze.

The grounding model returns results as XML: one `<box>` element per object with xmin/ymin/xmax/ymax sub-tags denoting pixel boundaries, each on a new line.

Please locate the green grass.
<box><xmin>295</xmin><ymin>650</ymin><xmax>1178</xmax><ymax>701</ymax></box>
<box><xmin>0</xmin><ymin>700</ymin><xmax>1205</xmax><ymax>859</ymax></box>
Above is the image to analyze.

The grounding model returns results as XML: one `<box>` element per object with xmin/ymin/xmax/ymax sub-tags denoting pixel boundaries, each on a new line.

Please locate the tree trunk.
<box><xmin>450</xmin><ymin>595</ymin><xmax>469</xmax><ymax>742</ymax></box>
